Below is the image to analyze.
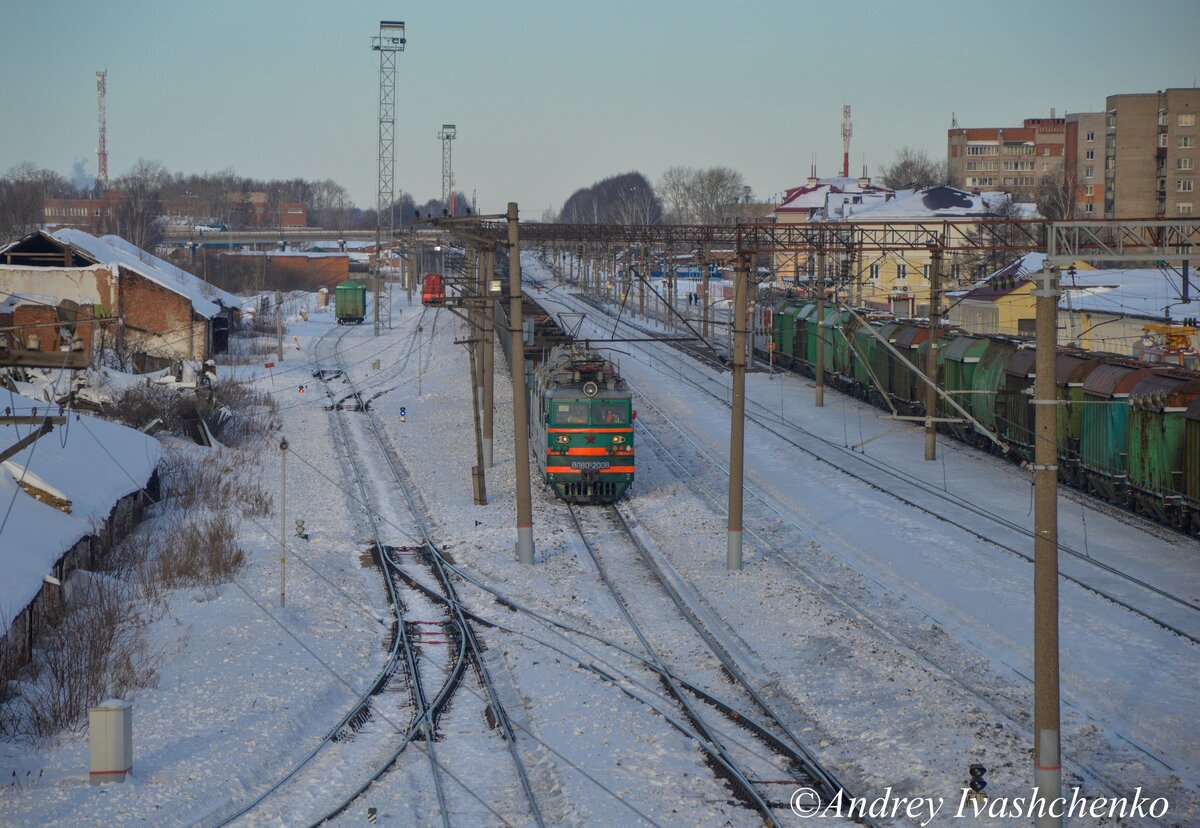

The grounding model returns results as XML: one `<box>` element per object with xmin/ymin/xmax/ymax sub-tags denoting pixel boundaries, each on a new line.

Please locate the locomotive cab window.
<box><xmin>553</xmin><ymin>402</ymin><xmax>590</xmax><ymax>424</ymax></box>
<box><xmin>593</xmin><ymin>403</ymin><xmax>628</xmax><ymax>424</ymax></box>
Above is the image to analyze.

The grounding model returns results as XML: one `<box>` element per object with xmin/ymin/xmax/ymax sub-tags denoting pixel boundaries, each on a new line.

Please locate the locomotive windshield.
<box><xmin>553</xmin><ymin>402</ymin><xmax>590</xmax><ymax>424</ymax></box>
<box><xmin>593</xmin><ymin>402</ymin><xmax>628</xmax><ymax>424</ymax></box>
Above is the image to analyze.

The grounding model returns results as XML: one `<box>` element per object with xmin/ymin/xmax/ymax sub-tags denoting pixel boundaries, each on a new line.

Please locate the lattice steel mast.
<box><xmin>439</xmin><ymin>124</ymin><xmax>456</xmax><ymax>215</ymax></box>
<box><xmin>371</xmin><ymin>21</ymin><xmax>405</xmax><ymax>335</ymax></box>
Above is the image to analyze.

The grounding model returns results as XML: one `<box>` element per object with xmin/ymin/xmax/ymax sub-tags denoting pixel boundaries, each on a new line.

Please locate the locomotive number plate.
<box><xmin>569</xmin><ymin>460</ymin><xmax>611</xmax><ymax>470</ymax></box>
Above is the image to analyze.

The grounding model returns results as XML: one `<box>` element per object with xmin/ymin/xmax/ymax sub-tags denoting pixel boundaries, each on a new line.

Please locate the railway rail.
<box><xmin>565</xmin><ymin>501</ymin><xmax>865</xmax><ymax>827</ymax></box>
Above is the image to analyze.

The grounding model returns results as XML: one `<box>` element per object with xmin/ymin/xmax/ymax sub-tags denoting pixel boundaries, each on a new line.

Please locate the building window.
<box><xmin>1178</xmin><ymin>202</ymin><xmax>1193</xmax><ymax>214</ymax></box>
<box><xmin>1085</xmin><ymin>184</ymin><xmax>1094</xmax><ymax>196</ymax></box>
<box><xmin>1178</xmin><ymin>179</ymin><xmax>1194</xmax><ymax>192</ymax></box>
<box><xmin>1084</xmin><ymin>166</ymin><xmax>1094</xmax><ymax>178</ymax></box>
<box><xmin>1180</xmin><ymin>136</ymin><xmax>1195</xmax><ymax>149</ymax></box>
<box><xmin>869</xmin><ymin>263</ymin><xmax>880</xmax><ymax>280</ymax></box>
<box><xmin>1159</xmin><ymin>134</ymin><xmax>1169</xmax><ymax>148</ymax></box>
<box><xmin>1180</xmin><ymin>157</ymin><xmax>1194</xmax><ymax>170</ymax></box>
<box><xmin>1086</xmin><ymin>131</ymin><xmax>1095</xmax><ymax>141</ymax></box>
<box><xmin>1085</xmin><ymin>149</ymin><xmax>1095</xmax><ymax>160</ymax></box>
<box><xmin>1084</xmin><ymin>203</ymin><xmax>1095</xmax><ymax>214</ymax></box>
<box><xmin>1043</xmin><ymin>148</ymin><xmax>1051</xmax><ymax>156</ymax></box>
<box><xmin>93</xmin><ymin>208</ymin><xmax>101</xmax><ymax>216</ymax></box>
<box><xmin>966</xmin><ymin>146</ymin><xmax>998</xmax><ymax>156</ymax></box>
<box><xmin>922</xmin><ymin>264</ymin><xmax>931</xmax><ymax>281</ymax></box>
<box><xmin>1181</xmin><ymin>114</ymin><xmax>1197</xmax><ymax>128</ymax></box>
<box><xmin>896</xmin><ymin>263</ymin><xmax>907</xmax><ymax>281</ymax></box>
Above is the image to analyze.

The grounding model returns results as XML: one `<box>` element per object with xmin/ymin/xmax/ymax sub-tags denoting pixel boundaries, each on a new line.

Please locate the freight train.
<box><xmin>497</xmin><ymin>293</ymin><xmax>635</xmax><ymax>504</ymax></box>
<box><xmin>754</xmin><ymin>295</ymin><xmax>1200</xmax><ymax>536</ymax></box>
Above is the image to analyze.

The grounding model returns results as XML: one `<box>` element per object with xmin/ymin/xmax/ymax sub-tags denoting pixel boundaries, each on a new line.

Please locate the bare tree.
<box><xmin>654</xmin><ymin>165</ymin><xmax>747</xmax><ymax>223</ymax></box>
<box><xmin>879</xmin><ymin>147</ymin><xmax>948</xmax><ymax>190</ymax></box>
<box><xmin>692</xmin><ymin>166</ymin><xmax>747</xmax><ymax>224</ymax></box>
<box><xmin>112</xmin><ymin>159</ymin><xmax>170</xmax><ymax>249</ymax></box>
<box><xmin>1035</xmin><ymin>167</ymin><xmax>1076</xmax><ymax>220</ymax></box>
<box><xmin>0</xmin><ymin>163</ymin><xmax>71</xmax><ymax>241</ymax></box>
<box><xmin>657</xmin><ymin>166</ymin><xmax>695</xmax><ymax>222</ymax></box>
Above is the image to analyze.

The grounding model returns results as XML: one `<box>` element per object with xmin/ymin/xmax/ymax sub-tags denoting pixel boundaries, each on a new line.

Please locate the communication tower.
<box><xmin>96</xmin><ymin>70</ymin><xmax>108</xmax><ymax>188</ymax></box>
<box><xmin>439</xmin><ymin>124</ymin><xmax>456</xmax><ymax>215</ymax></box>
<box><xmin>841</xmin><ymin>105</ymin><xmax>852</xmax><ymax>179</ymax></box>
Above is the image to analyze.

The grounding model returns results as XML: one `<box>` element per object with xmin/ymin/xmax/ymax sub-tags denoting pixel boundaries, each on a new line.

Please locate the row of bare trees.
<box><xmin>0</xmin><ymin>159</ymin><xmax>458</xmax><ymax>247</ymax></box>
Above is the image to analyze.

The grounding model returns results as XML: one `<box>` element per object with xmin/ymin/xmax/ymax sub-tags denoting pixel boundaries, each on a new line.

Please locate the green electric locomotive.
<box><xmin>531</xmin><ymin>345</ymin><xmax>634</xmax><ymax>504</ymax></box>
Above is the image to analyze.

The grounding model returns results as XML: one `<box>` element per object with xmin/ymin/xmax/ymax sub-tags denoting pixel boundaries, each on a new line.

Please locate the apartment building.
<box><xmin>1066</xmin><ymin>111</ymin><xmax>1106</xmax><ymax>216</ymax></box>
<box><xmin>1104</xmin><ymin>88</ymin><xmax>1200</xmax><ymax>218</ymax></box>
<box><xmin>947</xmin><ymin>116</ymin><xmax>1074</xmax><ymax>203</ymax></box>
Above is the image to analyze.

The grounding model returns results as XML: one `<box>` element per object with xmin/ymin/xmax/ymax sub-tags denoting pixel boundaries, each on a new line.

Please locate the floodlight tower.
<box><xmin>439</xmin><ymin>124</ymin><xmax>456</xmax><ymax>215</ymax></box>
<box><xmin>96</xmin><ymin>70</ymin><xmax>108</xmax><ymax>188</ymax></box>
<box><xmin>841</xmin><ymin>104</ymin><xmax>852</xmax><ymax>179</ymax></box>
<box><xmin>371</xmin><ymin>21</ymin><xmax>405</xmax><ymax>336</ymax></box>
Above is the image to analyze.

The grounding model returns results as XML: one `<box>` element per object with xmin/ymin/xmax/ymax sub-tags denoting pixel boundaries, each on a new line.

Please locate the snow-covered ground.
<box><xmin>2</xmin><ymin>258</ymin><xmax>1196</xmax><ymax>827</ymax></box>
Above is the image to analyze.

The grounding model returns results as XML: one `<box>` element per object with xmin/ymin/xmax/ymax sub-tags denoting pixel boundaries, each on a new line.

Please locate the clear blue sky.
<box><xmin>3</xmin><ymin>0</ymin><xmax>1197</xmax><ymax>216</ymax></box>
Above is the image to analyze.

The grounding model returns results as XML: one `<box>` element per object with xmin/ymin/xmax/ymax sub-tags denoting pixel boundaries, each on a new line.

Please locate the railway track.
<box><xmin>564</xmin><ymin>500</ymin><xmax>865</xmax><ymax>827</ymax></box>
<box><xmin>528</xmin><ymin>263</ymin><xmax>1187</xmax><ymax>823</ymax></box>
<box><xmin>217</xmin><ymin>313</ymin><xmax>544</xmax><ymax>827</ymax></box>
<box><xmin>328</xmin><ymin>312</ymin><xmax>546</xmax><ymax>827</ymax></box>
<box><xmin>537</xmin><ymin>265</ymin><xmax>1200</xmax><ymax>641</ymax></box>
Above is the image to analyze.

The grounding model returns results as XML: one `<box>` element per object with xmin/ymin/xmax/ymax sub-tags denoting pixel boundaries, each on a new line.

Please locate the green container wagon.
<box><xmin>1185</xmin><ymin>396</ymin><xmax>1200</xmax><ymax>534</ymax></box>
<box><xmin>1126</xmin><ymin>373</ymin><xmax>1200</xmax><ymax>526</ymax></box>
<box><xmin>335</xmin><ymin>280</ymin><xmax>367</xmax><ymax>324</ymax></box>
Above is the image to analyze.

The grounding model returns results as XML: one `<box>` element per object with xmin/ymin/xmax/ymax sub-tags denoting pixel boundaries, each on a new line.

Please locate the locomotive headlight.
<box><xmin>611</xmin><ymin>435</ymin><xmax>626</xmax><ymax>444</ymax></box>
<box><xmin>555</xmin><ymin>435</ymin><xmax>570</xmax><ymax>444</ymax></box>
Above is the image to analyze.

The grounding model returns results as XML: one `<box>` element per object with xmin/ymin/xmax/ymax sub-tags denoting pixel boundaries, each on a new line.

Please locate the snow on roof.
<box><xmin>0</xmin><ymin>392</ymin><xmax>161</xmax><ymax>629</ymax></box>
<box><xmin>847</xmin><ymin>186</ymin><xmax>1014</xmax><ymax>219</ymax></box>
<box><xmin>223</xmin><ymin>250</ymin><xmax>348</xmax><ymax>258</ymax></box>
<box><xmin>51</xmin><ymin>229</ymin><xmax>245</xmax><ymax>318</ymax></box>
<box><xmin>1059</xmin><ymin>266</ymin><xmax>1200</xmax><ymax>319</ymax></box>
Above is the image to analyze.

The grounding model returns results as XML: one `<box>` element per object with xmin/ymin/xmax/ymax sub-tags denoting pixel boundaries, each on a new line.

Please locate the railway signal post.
<box><xmin>1031</xmin><ymin>264</ymin><xmax>1062</xmax><ymax>827</ymax></box>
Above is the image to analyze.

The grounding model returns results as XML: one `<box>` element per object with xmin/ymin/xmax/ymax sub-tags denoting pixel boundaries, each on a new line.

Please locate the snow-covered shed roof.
<box><xmin>0</xmin><ymin>393</ymin><xmax>161</xmax><ymax>629</ymax></box>
<box><xmin>51</xmin><ymin>229</ymin><xmax>244</xmax><ymax>319</ymax></box>
<box><xmin>848</xmin><ymin>186</ymin><xmax>1016</xmax><ymax>219</ymax></box>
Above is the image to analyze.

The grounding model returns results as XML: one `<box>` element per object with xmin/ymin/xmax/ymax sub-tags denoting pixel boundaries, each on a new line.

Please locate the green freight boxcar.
<box><xmin>335</xmin><ymin>281</ymin><xmax>367</xmax><ymax>324</ymax></box>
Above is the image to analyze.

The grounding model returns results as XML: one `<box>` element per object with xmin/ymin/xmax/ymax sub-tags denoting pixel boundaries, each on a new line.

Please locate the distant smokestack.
<box><xmin>96</xmin><ymin>70</ymin><xmax>108</xmax><ymax>188</ymax></box>
<box><xmin>841</xmin><ymin>105</ymin><xmax>853</xmax><ymax>179</ymax></box>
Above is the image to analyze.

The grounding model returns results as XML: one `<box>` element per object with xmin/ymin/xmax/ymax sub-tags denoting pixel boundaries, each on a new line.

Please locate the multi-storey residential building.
<box><xmin>1104</xmin><ymin>88</ymin><xmax>1200</xmax><ymax>218</ymax></box>
<box><xmin>947</xmin><ymin>116</ymin><xmax>1074</xmax><ymax>204</ymax></box>
<box><xmin>1066</xmin><ymin>111</ymin><xmax>1106</xmax><ymax>216</ymax></box>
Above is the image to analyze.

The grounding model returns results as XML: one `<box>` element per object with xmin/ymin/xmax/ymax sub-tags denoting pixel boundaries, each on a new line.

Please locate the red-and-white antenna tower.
<box><xmin>841</xmin><ymin>104</ymin><xmax>852</xmax><ymax>179</ymax></box>
<box><xmin>96</xmin><ymin>70</ymin><xmax>108</xmax><ymax>188</ymax></box>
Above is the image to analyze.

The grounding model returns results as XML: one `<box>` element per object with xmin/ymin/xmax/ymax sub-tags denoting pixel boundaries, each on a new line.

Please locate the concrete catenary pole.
<box><xmin>925</xmin><ymin>245</ymin><xmax>944</xmax><ymax>461</ymax></box>
<box><xmin>482</xmin><ymin>246</ymin><xmax>496</xmax><ymax>468</ymax></box>
<box><xmin>639</xmin><ymin>246</ymin><xmax>647</xmax><ymax>320</ymax></box>
<box><xmin>275</xmin><ymin>291</ymin><xmax>283</xmax><ymax>363</ymax></box>
<box><xmin>814</xmin><ymin>248</ymin><xmax>826</xmax><ymax>408</ymax></box>
<box><xmin>507</xmin><ymin>203</ymin><xmax>536</xmax><ymax>564</ymax></box>
<box><xmin>1032</xmin><ymin>264</ymin><xmax>1062</xmax><ymax>827</ymax></box>
<box><xmin>726</xmin><ymin>254</ymin><xmax>750</xmax><ymax>571</ymax></box>
<box><xmin>700</xmin><ymin>245</ymin><xmax>710</xmax><ymax>343</ymax></box>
